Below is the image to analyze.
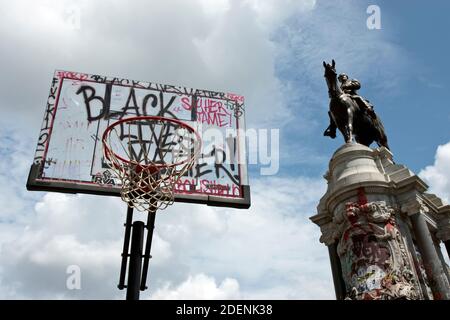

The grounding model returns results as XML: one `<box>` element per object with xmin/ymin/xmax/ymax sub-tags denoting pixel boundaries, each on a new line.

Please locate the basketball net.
<box><xmin>102</xmin><ymin>116</ymin><xmax>201</xmax><ymax>212</ymax></box>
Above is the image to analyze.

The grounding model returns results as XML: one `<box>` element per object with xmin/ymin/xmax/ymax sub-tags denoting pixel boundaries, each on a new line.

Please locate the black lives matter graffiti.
<box><xmin>33</xmin><ymin>70</ymin><xmax>246</xmax><ymax>198</ymax></box>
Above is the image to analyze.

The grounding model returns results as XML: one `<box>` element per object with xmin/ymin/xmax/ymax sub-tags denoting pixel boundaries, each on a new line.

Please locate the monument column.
<box><xmin>311</xmin><ymin>213</ymin><xmax>346</xmax><ymax>299</ymax></box>
<box><xmin>310</xmin><ymin>143</ymin><xmax>450</xmax><ymax>300</ymax></box>
<box><xmin>436</xmin><ymin>207</ymin><xmax>450</xmax><ymax>259</ymax></box>
<box><xmin>403</xmin><ymin>199</ymin><xmax>450</xmax><ymax>300</ymax></box>
<box><xmin>327</xmin><ymin>242</ymin><xmax>346</xmax><ymax>300</ymax></box>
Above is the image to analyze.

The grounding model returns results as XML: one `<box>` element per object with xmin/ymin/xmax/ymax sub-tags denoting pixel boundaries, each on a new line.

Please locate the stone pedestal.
<box><xmin>310</xmin><ymin>143</ymin><xmax>450</xmax><ymax>300</ymax></box>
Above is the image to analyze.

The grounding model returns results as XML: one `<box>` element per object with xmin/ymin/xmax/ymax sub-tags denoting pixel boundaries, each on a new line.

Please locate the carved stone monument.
<box><xmin>310</xmin><ymin>143</ymin><xmax>450</xmax><ymax>300</ymax></box>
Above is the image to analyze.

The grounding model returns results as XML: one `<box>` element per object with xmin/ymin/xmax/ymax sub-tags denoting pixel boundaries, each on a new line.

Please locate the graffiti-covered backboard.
<box><xmin>27</xmin><ymin>70</ymin><xmax>250</xmax><ymax>208</ymax></box>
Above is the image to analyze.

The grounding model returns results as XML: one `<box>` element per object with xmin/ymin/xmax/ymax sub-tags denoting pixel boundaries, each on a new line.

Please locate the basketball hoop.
<box><xmin>102</xmin><ymin>116</ymin><xmax>202</xmax><ymax>212</ymax></box>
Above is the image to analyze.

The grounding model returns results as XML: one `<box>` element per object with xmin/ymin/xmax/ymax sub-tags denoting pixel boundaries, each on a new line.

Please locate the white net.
<box><xmin>102</xmin><ymin>117</ymin><xmax>201</xmax><ymax>212</ymax></box>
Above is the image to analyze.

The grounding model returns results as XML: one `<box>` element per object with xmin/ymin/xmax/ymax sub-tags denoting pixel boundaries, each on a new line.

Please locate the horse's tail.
<box><xmin>372</xmin><ymin>117</ymin><xmax>390</xmax><ymax>150</ymax></box>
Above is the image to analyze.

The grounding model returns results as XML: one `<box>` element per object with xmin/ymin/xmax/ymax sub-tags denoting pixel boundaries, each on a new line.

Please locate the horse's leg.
<box><xmin>324</xmin><ymin>111</ymin><xmax>337</xmax><ymax>138</ymax></box>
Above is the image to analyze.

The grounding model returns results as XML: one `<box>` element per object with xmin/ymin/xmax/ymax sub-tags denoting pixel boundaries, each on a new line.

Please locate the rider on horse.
<box><xmin>338</xmin><ymin>73</ymin><xmax>376</xmax><ymax>119</ymax></box>
<box><xmin>324</xmin><ymin>73</ymin><xmax>377</xmax><ymax>138</ymax></box>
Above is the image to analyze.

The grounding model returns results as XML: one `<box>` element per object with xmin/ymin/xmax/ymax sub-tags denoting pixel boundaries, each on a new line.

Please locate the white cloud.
<box><xmin>198</xmin><ymin>0</ymin><xmax>231</xmax><ymax>17</ymax></box>
<box><xmin>245</xmin><ymin>0</ymin><xmax>316</xmax><ymax>30</ymax></box>
<box><xmin>0</xmin><ymin>189</ymin><xmax>172</xmax><ymax>299</ymax></box>
<box><xmin>151</xmin><ymin>273</ymin><xmax>240</xmax><ymax>300</ymax></box>
<box><xmin>0</xmin><ymin>174</ymin><xmax>333</xmax><ymax>299</ymax></box>
<box><xmin>0</xmin><ymin>0</ymin><xmax>343</xmax><ymax>300</ymax></box>
<box><xmin>419</xmin><ymin>141</ymin><xmax>450</xmax><ymax>204</ymax></box>
<box><xmin>0</xmin><ymin>129</ymin><xmax>40</xmax><ymax>223</ymax></box>
<box><xmin>0</xmin><ymin>112</ymin><xmax>333</xmax><ymax>300</ymax></box>
<box><xmin>0</xmin><ymin>0</ymin><xmax>316</xmax><ymax>135</ymax></box>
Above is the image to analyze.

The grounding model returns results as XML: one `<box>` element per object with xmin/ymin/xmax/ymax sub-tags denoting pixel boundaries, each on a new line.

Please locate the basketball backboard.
<box><xmin>27</xmin><ymin>70</ymin><xmax>250</xmax><ymax>208</ymax></box>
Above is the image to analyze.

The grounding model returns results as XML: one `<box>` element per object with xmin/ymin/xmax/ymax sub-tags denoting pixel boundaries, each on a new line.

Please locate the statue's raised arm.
<box><xmin>323</xmin><ymin>60</ymin><xmax>390</xmax><ymax>150</ymax></box>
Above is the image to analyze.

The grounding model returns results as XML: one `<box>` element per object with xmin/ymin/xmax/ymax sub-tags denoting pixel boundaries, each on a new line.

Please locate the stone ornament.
<box><xmin>333</xmin><ymin>200</ymin><xmax>419</xmax><ymax>300</ymax></box>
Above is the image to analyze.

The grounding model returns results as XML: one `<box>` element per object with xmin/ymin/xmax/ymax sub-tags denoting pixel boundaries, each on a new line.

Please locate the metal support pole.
<box><xmin>410</xmin><ymin>213</ymin><xmax>450</xmax><ymax>300</ymax></box>
<box><xmin>140</xmin><ymin>208</ymin><xmax>157</xmax><ymax>290</ymax></box>
<box><xmin>126</xmin><ymin>221</ymin><xmax>145</xmax><ymax>300</ymax></box>
<box><xmin>118</xmin><ymin>206</ymin><xmax>133</xmax><ymax>290</ymax></box>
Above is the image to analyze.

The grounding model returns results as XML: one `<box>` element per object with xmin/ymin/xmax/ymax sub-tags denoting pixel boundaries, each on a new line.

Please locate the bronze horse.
<box><xmin>323</xmin><ymin>60</ymin><xmax>389</xmax><ymax>150</ymax></box>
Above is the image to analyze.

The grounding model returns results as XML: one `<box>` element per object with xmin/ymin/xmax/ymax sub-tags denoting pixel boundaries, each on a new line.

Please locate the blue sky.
<box><xmin>260</xmin><ymin>0</ymin><xmax>450</xmax><ymax>179</ymax></box>
<box><xmin>366</xmin><ymin>0</ymin><xmax>450</xmax><ymax>171</ymax></box>
<box><xmin>0</xmin><ymin>0</ymin><xmax>449</xmax><ymax>299</ymax></box>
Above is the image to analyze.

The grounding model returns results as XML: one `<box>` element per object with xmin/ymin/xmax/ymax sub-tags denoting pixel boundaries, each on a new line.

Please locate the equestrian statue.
<box><xmin>323</xmin><ymin>59</ymin><xmax>390</xmax><ymax>150</ymax></box>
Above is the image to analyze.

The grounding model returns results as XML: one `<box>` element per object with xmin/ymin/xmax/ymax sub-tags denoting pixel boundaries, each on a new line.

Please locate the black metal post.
<box><xmin>140</xmin><ymin>208</ymin><xmax>157</xmax><ymax>290</ymax></box>
<box><xmin>127</xmin><ymin>221</ymin><xmax>145</xmax><ymax>300</ymax></box>
<box><xmin>118</xmin><ymin>206</ymin><xmax>134</xmax><ymax>290</ymax></box>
